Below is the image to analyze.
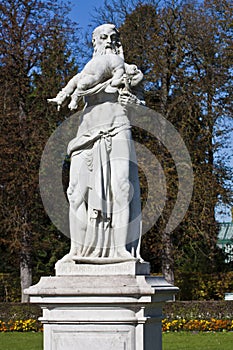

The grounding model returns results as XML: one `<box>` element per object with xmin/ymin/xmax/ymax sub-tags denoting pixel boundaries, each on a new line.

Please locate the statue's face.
<box><xmin>92</xmin><ymin>25</ymin><xmax>122</xmax><ymax>56</ymax></box>
<box><xmin>95</xmin><ymin>30</ymin><xmax>119</xmax><ymax>52</ymax></box>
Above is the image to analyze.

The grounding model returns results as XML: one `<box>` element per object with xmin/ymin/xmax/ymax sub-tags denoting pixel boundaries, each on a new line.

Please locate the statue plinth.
<box><xmin>25</xmin><ymin>260</ymin><xmax>178</xmax><ymax>350</ymax></box>
<box><xmin>55</xmin><ymin>258</ymin><xmax>150</xmax><ymax>276</ymax></box>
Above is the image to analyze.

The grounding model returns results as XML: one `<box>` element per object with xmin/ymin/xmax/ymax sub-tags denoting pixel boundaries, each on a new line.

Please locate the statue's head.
<box><xmin>92</xmin><ymin>24</ymin><xmax>124</xmax><ymax>58</ymax></box>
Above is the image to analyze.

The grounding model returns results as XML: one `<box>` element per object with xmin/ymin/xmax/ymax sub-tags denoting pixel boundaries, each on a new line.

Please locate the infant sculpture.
<box><xmin>48</xmin><ymin>24</ymin><xmax>145</xmax><ymax>263</ymax></box>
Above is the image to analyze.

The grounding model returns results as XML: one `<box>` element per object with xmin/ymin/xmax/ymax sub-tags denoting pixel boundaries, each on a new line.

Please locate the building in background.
<box><xmin>217</xmin><ymin>222</ymin><xmax>233</xmax><ymax>262</ymax></box>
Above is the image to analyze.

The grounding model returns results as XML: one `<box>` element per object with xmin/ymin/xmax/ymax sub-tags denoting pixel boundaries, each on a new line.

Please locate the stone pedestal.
<box><xmin>25</xmin><ymin>261</ymin><xmax>178</xmax><ymax>350</ymax></box>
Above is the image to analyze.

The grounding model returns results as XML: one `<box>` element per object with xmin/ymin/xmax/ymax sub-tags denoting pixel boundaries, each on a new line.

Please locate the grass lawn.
<box><xmin>0</xmin><ymin>332</ymin><xmax>233</xmax><ymax>349</ymax></box>
<box><xmin>163</xmin><ymin>332</ymin><xmax>233</xmax><ymax>350</ymax></box>
<box><xmin>0</xmin><ymin>332</ymin><xmax>43</xmax><ymax>350</ymax></box>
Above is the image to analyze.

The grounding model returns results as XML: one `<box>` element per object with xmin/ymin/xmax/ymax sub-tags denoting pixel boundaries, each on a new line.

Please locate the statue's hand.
<box><xmin>118</xmin><ymin>90</ymin><xmax>145</xmax><ymax>107</ymax></box>
<box><xmin>47</xmin><ymin>97</ymin><xmax>62</xmax><ymax>111</ymax></box>
<box><xmin>47</xmin><ymin>90</ymin><xmax>68</xmax><ymax>111</ymax></box>
<box><xmin>68</xmin><ymin>100</ymin><xmax>78</xmax><ymax>110</ymax></box>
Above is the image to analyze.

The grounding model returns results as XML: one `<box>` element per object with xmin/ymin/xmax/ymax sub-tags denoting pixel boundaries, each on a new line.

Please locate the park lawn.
<box><xmin>0</xmin><ymin>332</ymin><xmax>233</xmax><ymax>349</ymax></box>
<box><xmin>0</xmin><ymin>332</ymin><xmax>43</xmax><ymax>350</ymax></box>
<box><xmin>163</xmin><ymin>332</ymin><xmax>233</xmax><ymax>350</ymax></box>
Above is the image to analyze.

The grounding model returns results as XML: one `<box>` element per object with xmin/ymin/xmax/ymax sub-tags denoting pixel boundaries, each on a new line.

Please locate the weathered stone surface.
<box><xmin>55</xmin><ymin>259</ymin><xmax>150</xmax><ymax>276</ymax></box>
<box><xmin>25</xmin><ymin>275</ymin><xmax>178</xmax><ymax>350</ymax></box>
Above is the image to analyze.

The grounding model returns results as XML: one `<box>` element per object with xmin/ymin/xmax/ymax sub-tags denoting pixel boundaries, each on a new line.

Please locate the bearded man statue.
<box><xmin>48</xmin><ymin>24</ymin><xmax>145</xmax><ymax>263</ymax></box>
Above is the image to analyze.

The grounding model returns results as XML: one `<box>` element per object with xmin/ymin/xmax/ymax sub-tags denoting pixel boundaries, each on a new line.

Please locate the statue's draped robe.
<box><xmin>67</xmin><ymin>82</ymin><xmax>141</xmax><ymax>257</ymax></box>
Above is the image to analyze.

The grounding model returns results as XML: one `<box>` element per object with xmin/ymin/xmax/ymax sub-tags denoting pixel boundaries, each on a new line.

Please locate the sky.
<box><xmin>69</xmin><ymin>0</ymin><xmax>105</xmax><ymax>29</ymax></box>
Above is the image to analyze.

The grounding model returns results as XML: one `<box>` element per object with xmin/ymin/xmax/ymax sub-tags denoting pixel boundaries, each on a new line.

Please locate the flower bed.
<box><xmin>162</xmin><ymin>318</ymin><xmax>233</xmax><ymax>332</ymax></box>
<box><xmin>0</xmin><ymin>301</ymin><xmax>232</xmax><ymax>332</ymax></box>
<box><xmin>0</xmin><ymin>319</ymin><xmax>42</xmax><ymax>332</ymax></box>
<box><xmin>0</xmin><ymin>318</ymin><xmax>233</xmax><ymax>332</ymax></box>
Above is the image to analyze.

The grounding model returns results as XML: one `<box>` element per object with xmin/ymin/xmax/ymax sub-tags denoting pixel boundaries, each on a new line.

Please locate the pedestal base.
<box><xmin>55</xmin><ymin>259</ymin><xmax>150</xmax><ymax>276</ymax></box>
<box><xmin>25</xmin><ymin>261</ymin><xmax>178</xmax><ymax>350</ymax></box>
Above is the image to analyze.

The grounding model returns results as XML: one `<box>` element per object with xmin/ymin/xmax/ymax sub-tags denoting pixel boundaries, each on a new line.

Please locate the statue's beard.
<box><xmin>93</xmin><ymin>44</ymin><xmax>124</xmax><ymax>59</ymax></box>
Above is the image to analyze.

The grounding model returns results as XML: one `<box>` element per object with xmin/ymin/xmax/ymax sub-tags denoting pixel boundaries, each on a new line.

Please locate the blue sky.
<box><xmin>69</xmin><ymin>0</ymin><xmax>105</xmax><ymax>29</ymax></box>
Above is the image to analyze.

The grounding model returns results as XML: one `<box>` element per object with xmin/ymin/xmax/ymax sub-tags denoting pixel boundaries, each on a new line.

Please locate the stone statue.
<box><xmin>48</xmin><ymin>24</ymin><xmax>145</xmax><ymax>262</ymax></box>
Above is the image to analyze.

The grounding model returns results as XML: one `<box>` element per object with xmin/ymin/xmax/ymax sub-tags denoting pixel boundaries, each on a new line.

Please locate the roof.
<box><xmin>218</xmin><ymin>223</ymin><xmax>233</xmax><ymax>245</ymax></box>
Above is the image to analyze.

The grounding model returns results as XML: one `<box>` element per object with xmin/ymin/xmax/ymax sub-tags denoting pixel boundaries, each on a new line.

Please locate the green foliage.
<box><xmin>1</xmin><ymin>300</ymin><xmax>232</xmax><ymax>322</ymax></box>
<box><xmin>175</xmin><ymin>271</ymin><xmax>233</xmax><ymax>300</ymax></box>
<box><xmin>0</xmin><ymin>303</ymin><xmax>41</xmax><ymax>321</ymax></box>
<box><xmin>0</xmin><ymin>275</ymin><xmax>21</xmax><ymax>302</ymax></box>
<box><xmin>95</xmin><ymin>0</ymin><xmax>233</xmax><ymax>283</ymax></box>
<box><xmin>0</xmin><ymin>0</ymin><xmax>232</xmax><ymax>300</ymax></box>
<box><xmin>0</xmin><ymin>0</ymin><xmax>80</xmax><ymax>300</ymax></box>
<box><xmin>163</xmin><ymin>300</ymin><xmax>233</xmax><ymax>320</ymax></box>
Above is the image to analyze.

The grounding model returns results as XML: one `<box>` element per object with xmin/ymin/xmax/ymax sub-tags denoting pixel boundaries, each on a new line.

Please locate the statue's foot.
<box><xmin>89</xmin><ymin>250</ymin><xmax>101</xmax><ymax>258</ymax></box>
<box><xmin>57</xmin><ymin>248</ymin><xmax>80</xmax><ymax>264</ymax></box>
<box><xmin>57</xmin><ymin>253</ymin><xmax>75</xmax><ymax>264</ymax></box>
<box><xmin>115</xmin><ymin>249</ymin><xmax>133</xmax><ymax>260</ymax></box>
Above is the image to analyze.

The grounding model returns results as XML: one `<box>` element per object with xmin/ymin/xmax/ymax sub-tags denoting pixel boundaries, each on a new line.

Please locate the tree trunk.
<box><xmin>20</xmin><ymin>230</ymin><xmax>32</xmax><ymax>303</ymax></box>
<box><xmin>20</xmin><ymin>258</ymin><xmax>32</xmax><ymax>303</ymax></box>
<box><xmin>162</xmin><ymin>232</ymin><xmax>174</xmax><ymax>285</ymax></box>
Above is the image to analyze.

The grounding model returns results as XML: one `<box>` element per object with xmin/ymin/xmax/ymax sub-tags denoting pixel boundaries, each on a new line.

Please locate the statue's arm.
<box><xmin>47</xmin><ymin>74</ymin><xmax>80</xmax><ymax>110</ymax></box>
<box><xmin>110</xmin><ymin>66</ymin><xmax>125</xmax><ymax>88</ymax></box>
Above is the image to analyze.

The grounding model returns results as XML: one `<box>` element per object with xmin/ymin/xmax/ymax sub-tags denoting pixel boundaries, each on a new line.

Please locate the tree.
<box><xmin>0</xmin><ymin>0</ymin><xmax>79</xmax><ymax>301</ymax></box>
<box><xmin>91</xmin><ymin>0</ymin><xmax>233</xmax><ymax>284</ymax></box>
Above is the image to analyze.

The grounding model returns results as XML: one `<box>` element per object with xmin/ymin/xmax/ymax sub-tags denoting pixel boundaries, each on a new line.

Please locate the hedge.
<box><xmin>163</xmin><ymin>300</ymin><xmax>233</xmax><ymax>320</ymax></box>
<box><xmin>1</xmin><ymin>301</ymin><xmax>233</xmax><ymax>321</ymax></box>
<box><xmin>0</xmin><ymin>301</ymin><xmax>233</xmax><ymax>332</ymax></box>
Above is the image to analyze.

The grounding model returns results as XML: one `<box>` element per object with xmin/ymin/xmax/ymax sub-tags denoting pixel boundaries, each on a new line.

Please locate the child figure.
<box><xmin>48</xmin><ymin>53</ymin><xmax>125</xmax><ymax>110</ymax></box>
<box><xmin>48</xmin><ymin>54</ymin><xmax>144</xmax><ymax>110</ymax></box>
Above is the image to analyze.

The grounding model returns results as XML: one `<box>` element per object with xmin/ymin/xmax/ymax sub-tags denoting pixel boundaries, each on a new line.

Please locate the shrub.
<box><xmin>175</xmin><ymin>271</ymin><xmax>233</xmax><ymax>300</ymax></box>
<box><xmin>163</xmin><ymin>300</ymin><xmax>233</xmax><ymax>320</ymax></box>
